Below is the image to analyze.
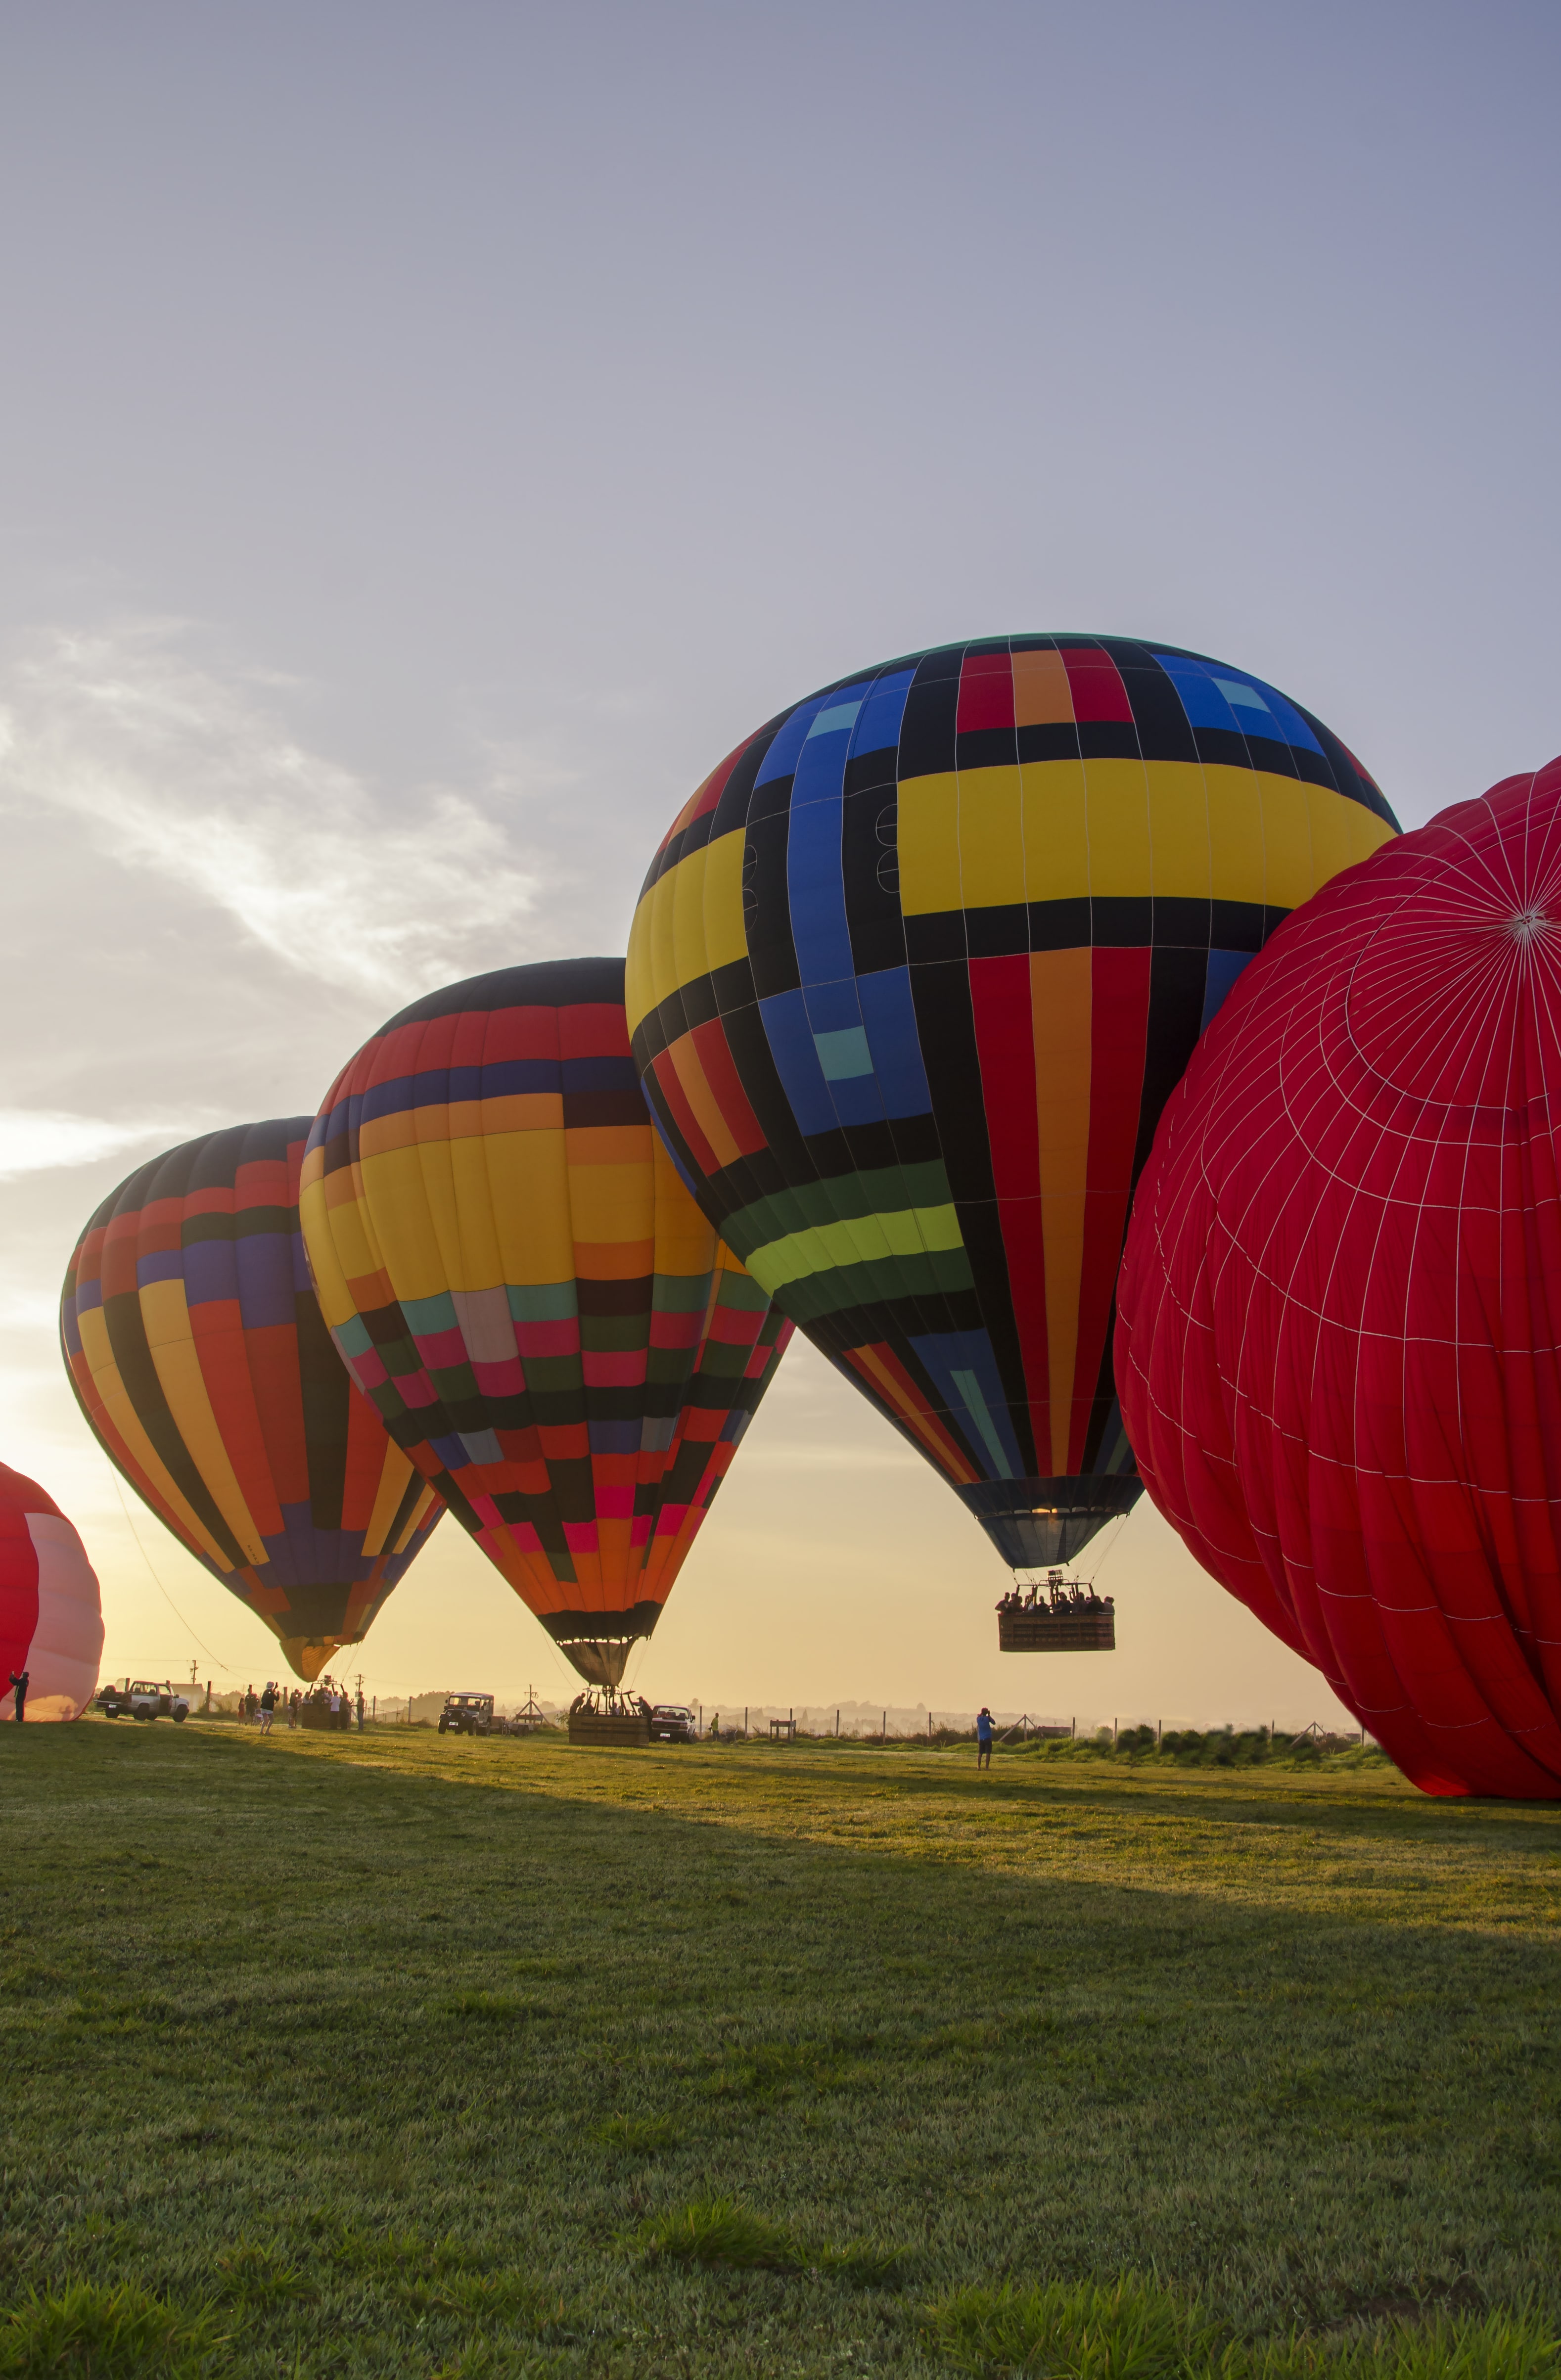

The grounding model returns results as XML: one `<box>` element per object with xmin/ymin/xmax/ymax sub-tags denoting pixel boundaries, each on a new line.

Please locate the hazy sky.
<box><xmin>3</xmin><ymin>1</ymin><xmax>1557</xmax><ymax>1723</ymax></box>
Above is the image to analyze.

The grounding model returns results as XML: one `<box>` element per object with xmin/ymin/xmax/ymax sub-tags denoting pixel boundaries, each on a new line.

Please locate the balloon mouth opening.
<box><xmin>542</xmin><ymin>1602</ymin><xmax>664</xmax><ymax>1688</ymax></box>
<box><xmin>276</xmin><ymin>1636</ymin><xmax>346</xmax><ymax>1684</ymax></box>
<box><xmin>955</xmin><ymin>1475</ymin><xmax>1144</xmax><ymax>1569</ymax></box>
<box><xmin>555</xmin><ymin>1637</ymin><xmax>639</xmax><ymax>1689</ymax></box>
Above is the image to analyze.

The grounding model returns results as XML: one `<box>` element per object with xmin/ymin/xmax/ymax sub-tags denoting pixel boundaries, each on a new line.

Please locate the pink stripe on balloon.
<box><xmin>649</xmin><ymin>1311</ymin><xmax>702</xmax><ymax>1349</ymax></box>
<box><xmin>594</xmin><ymin>1484</ymin><xmax>635</xmax><ymax>1519</ymax></box>
<box><xmin>515</xmin><ymin>1319</ymin><xmax>579</xmax><ymax>1358</ymax></box>
<box><xmin>582</xmin><ymin>1350</ymin><xmax>648</xmax><ymax>1388</ymax></box>
<box><xmin>414</xmin><ymin>1327</ymin><xmax>468</xmax><ymax>1369</ymax></box>
<box><xmin>472</xmin><ymin>1358</ymin><xmax>526</xmax><ymax>1397</ymax></box>
<box><xmin>562</xmin><ymin>1521</ymin><xmax>600</xmax><ymax>1554</ymax></box>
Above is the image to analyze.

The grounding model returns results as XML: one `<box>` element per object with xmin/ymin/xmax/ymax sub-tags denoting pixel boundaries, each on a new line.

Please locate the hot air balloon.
<box><xmin>0</xmin><ymin>1462</ymin><xmax>104</xmax><ymax>1720</ymax></box>
<box><xmin>626</xmin><ymin>635</ymin><xmax>1397</xmax><ymax>1600</ymax></box>
<box><xmin>298</xmin><ymin>957</ymin><xmax>792</xmax><ymax>1688</ymax></box>
<box><xmin>1116</xmin><ymin>761</ymin><xmax>1561</xmax><ymax>1799</ymax></box>
<box><xmin>61</xmin><ymin>1120</ymin><xmax>441</xmax><ymax>1681</ymax></box>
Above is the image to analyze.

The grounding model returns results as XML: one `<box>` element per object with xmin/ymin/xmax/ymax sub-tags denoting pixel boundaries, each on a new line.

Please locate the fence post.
<box><xmin>1071</xmin><ymin>1715</ymin><xmax>1076</xmax><ymax>1739</ymax></box>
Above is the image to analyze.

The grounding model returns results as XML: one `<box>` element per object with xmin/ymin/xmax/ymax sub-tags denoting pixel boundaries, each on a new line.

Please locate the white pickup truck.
<box><xmin>97</xmin><ymin>1678</ymin><xmax>192</xmax><ymax>1723</ymax></box>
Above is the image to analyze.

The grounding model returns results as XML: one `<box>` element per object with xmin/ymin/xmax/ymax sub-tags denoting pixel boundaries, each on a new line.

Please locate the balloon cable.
<box><xmin>109</xmin><ymin>1473</ymin><xmax>247</xmax><ymax>1676</ymax></box>
<box><xmin>1086</xmin><ymin>1511</ymin><xmax>1133</xmax><ymax>1585</ymax></box>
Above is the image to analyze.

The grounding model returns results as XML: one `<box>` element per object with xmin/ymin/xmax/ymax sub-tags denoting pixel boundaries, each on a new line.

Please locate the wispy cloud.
<box><xmin>0</xmin><ymin>1108</ymin><xmax>224</xmax><ymax>1183</ymax></box>
<box><xmin>0</xmin><ymin>622</ymin><xmax>552</xmax><ymax>999</ymax></box>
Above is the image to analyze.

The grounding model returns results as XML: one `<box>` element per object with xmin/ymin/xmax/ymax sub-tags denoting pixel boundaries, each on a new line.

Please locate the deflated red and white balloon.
<box><xmin>0</xmin><ymin>1462</ymin><xmax>104</xmax><ymax>1721</ymax></box>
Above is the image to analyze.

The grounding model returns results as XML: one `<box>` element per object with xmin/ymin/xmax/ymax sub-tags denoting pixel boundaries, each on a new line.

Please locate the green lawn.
<box><xmin>3</xmin><ymin>1720</ymin><xmax>1561</xmax><ymax>2377</ymax></box>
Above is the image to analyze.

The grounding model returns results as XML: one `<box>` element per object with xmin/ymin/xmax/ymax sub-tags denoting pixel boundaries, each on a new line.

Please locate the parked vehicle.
<box><xmin>648</xmin><ymin>1703</ymin><xmax>696</xmax><ymax>1743</ymax></box>
<box><xmin>98</xmin><ymin>1678</ymin><xmax>191</xmax><ymax>1722</ymax></box>
<box><xmin>438</xmin><ymin>1691</ymin><xmax>502</xmax><ymax>1738</ymax></box>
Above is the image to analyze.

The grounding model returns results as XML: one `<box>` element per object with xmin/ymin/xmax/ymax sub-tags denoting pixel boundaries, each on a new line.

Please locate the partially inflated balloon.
<box><xmin>299</xmin><ymin>958</ymin><xmax>792</xmax><ymax>1686</ymax></box>
<box><xmin>628</xmin><ymin>636</ymin><xmax>1397</xmax><ymax>1572</ymax></box>
<box><xmin>0</xmin><ymin>1463</ymin><xmax>104</xmax><ymax>1720</ymax></box>
<box><xmin>61</xmin><ymin>1121</ymin><xmax>441</xmax><ymax>1681</ymax></box>
<box><xmin>1117</xmin><ymin>762</ymin><xmax>1561</xmax><ymax>1799</ymax></box>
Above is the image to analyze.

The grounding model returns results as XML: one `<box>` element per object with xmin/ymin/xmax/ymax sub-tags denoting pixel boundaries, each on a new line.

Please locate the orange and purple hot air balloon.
<box><xmin>61</xmin><ymin>1120</ymin><xmax>441</xmax><ymax>1680</ymax></box>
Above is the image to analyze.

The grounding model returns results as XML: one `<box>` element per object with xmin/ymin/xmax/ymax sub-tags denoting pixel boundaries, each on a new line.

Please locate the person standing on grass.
<box><xmin>259</xmin><ymin>1681</ymin><xmax>275</xmax><ymax>1736</ymax></box>
<box><xmin>976</xmin><ymin>1706</ymin><xmax>993</xmax><ymax>1769</ymax></box>
<box><xmin>8</xmin><ymin>1669</ymin><xmax>27</xmax><ymax>1723</ymax></box>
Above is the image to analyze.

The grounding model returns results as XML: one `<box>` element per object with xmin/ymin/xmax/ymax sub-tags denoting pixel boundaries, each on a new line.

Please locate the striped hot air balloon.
<box><xmin>61</xmin><ymin>1120</ymin><xmax>441</xmax><ymax>1680</ymax></box>
<box><xmin>299</xmin><ymin>957</ymin><xmax>791</xmax><ymax>1687</ymax></box>
<box><xmin>627</xmin><ymin>635</ymin><xmax>1398</xmax><ymax>1581</ymax></box>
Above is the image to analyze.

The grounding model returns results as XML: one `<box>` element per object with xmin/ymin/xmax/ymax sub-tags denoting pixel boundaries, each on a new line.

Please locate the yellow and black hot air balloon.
<box><xmin>626</xmin><ymin>636</ymin><xmax>1398</xmax><ymax>1581</ymax></box>
<box><xmin>299</xmin><ymin>957</ymin><xmax>791</xmax><ymax>1686</ymax></box>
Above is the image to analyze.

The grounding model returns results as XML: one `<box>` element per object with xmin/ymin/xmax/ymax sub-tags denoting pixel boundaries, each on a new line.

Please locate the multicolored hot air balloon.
<box><xmin>61</xmin><ymin>1121</ymin><xmax>441</xmax><ymax>1681</ymax></box>
<box><xmin>0</xmin><ymin>1462</ymin><xmax>104</xmax><ymax>1720</ymax></box>
<box><xmin>298</xmin><ymin>958</ymin><xmax>792</xmax><ymax>1687</ymax></box>
<box><xmin>1117</xmin><ymin>762</ymin><xmax>1561</xmax><ymax>1799</ymax></box>
<box><xmin>627</xmin><ymin>635</ymin><xmax>1398</xmax><ymax>1577</ymax></box>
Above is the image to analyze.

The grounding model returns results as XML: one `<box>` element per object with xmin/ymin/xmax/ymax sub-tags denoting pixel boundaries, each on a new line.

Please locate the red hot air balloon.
<box><xmin>1116</xmin><ymin>759</ymin><xmax>1561</xmax><ymax>1798</ymax></box>
<box><xmin>0</xmin><ymin>1462</ymin><xmax>105</xmax><ymax>1720</ymax></box>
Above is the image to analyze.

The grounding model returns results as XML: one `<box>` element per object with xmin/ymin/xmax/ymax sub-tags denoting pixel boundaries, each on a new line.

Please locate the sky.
<box><xmin>1</xmin><ymin>0</ymin><xmax>1557</xmax><ymax>1725</ymax></box>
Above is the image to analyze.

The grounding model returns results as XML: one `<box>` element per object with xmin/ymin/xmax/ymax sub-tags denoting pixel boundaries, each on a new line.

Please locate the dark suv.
<box><xmin>439</xmin><ymin>1692</ymin><xmax>501</xmax><ymax>1738</ymax></box>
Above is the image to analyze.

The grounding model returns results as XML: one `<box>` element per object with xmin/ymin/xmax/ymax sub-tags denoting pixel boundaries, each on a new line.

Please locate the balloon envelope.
<box><xmin>0</xmin><ymin>1462</ymin><xmax>104</xmax><ymax>1720</ymax></box>
<box><xmin>299</xmin><ymin>957</ymin><xmax>792</xmax><ymax>1686</ymax></box>
<box><xmin>627</xmin><ymin>635</ymin><xmax>1397</xmax><ymax>1571</ymax></box>
<box><xmin>1116</xmin><ymin>762</ymin><xmax>1561</xmax><ymax>1797</ymax></box>
<box><xmin>61</xmin><ymin>1120</ymin><xmax>441</xmax><ymax>1681</ymax></box>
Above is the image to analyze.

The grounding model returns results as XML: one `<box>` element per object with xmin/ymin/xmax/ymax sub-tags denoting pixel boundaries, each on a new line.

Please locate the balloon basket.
<box><xmin>568</xmin><ymin>1692</ymin><xmax>650</xmax><ymax>1747</ymax></box>
<box><xmin>998</xmin><ymin>1608</ymin><xmax>1115</xmax><ymax>1651</ymax></box>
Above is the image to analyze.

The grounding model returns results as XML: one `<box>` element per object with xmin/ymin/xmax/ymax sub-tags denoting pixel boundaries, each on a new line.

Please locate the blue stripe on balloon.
<box><xmin>261</xmin><ymin>1505</ymin><xmax>370</xmax><ymax>1588</ymax></box>
<box><xmin>758</xmin><ymin>990</ymin><xmax>838</xmax><ymax>1138</ymax></box>
<box><xmin>234</xmin><ymin>1234</ymin><xmax>298</xmax><ymax>1329</ymax></box>
<box><xmin>909</xmin><ymin>1330</ymin><xmax>1025</xmax><ymax>1482</ymax></box>
<box><xmin>588</xmin><ymin>1419</ymin><xmax>643</xmax><ymax>1454</ymax></box>
<box><xmin>856</xmin><ymin>967</ymin><xmax>932</xmax><ymax>1118</ymax></box>
<box><xmin>851</xmin><ymin>669</ymin><xmax>915</xmax><ymax>759</ymax></box>
<box><xmin>136</xmin><ymin>1249</ymin><xmax>188</xmax><ymax>1290</ymax></box>
<box><xmin>1200</xmin><ymin>948</ymin><xmax>1254</xmax><ymax>1033</ymax></box>
<box><xmin>1152</xmin><ymin>653</ymin><xmax>1324</xmax><ymax>757</ymax></box>
<box><xmin>755</xmin><ymin>693</ymin><xmax>830</xmax><ymax>785</ymax></box>
<box><xmin>178</xmin><ymin>1239</ymin><xmax>234</xmax><ymax>1310</ymax></box>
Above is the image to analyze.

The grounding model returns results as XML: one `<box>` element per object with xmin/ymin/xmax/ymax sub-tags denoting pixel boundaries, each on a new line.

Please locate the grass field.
<box><xmin>4</xmin><ymin>1720</ymin><xmax>1561</xmax><ymax>2377</ymax></box>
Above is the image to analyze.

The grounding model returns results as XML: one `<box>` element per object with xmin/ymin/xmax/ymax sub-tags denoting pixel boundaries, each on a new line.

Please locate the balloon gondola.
<box><xmin>996</xmin><ymin>1570</ymin><xmax>1115</xmax><ymax>1651</ymax></box>
<box><xmin>61</xmin><ymin>1120</ymin><xmax>442</xmax><ymax>1681</ymax></box>
<box><xmin>625</xmin><ymin>634</ymin><xmax>1398</xmax><ymax>1624</ymax></box>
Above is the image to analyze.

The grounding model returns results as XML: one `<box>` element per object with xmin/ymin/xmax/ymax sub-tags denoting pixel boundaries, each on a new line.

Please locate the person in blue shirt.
<box><xmin>976</xmin><ymin>1706</ymin><xmax>993</xmax><ymax>1769</ymax></box>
